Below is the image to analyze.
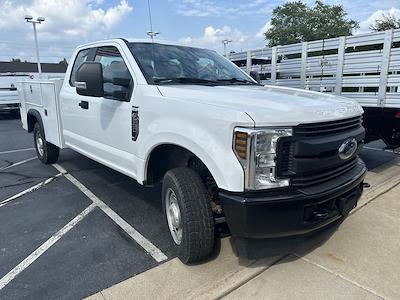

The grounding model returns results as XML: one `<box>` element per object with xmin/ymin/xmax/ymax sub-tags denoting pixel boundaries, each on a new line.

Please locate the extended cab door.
<box><xmin>60</xmin><ymin>44</ymin><xmax>139</xmax><ymax>179</ymax></box>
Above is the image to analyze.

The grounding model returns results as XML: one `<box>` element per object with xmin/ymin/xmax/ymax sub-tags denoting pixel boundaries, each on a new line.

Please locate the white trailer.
<box><xmin>229</xmin><ymin>29</ymin><xmax>400</xmax><ymax>148</ymax></box>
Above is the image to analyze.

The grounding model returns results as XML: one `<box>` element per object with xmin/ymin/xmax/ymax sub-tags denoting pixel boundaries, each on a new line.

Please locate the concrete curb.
<box><xmin>354</xmin><ymin>158</ymin><xmax>400</xmax><ymax>214</ymax></box>
<box><xmin>185</xmin><ymin>255</ymin><xmax>290</xmax><ymax>300</ymax></box>
<box><xmin>86</xmin><ymin>239</ymin><xmax>282</xmax><ymax>300</ymax></box>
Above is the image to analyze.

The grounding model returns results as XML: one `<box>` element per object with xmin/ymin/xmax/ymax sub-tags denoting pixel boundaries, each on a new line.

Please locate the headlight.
<box><xmin>233</xmin><ymin>127</ymin><xmax>292</xmax><ymax>190</ymax></box>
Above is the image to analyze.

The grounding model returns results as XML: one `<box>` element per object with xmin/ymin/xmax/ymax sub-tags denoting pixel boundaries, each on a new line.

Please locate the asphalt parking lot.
<box><xmin>0</xmin><ymin>113</ymin><xmax>398</xmax><ymax>300</ymax></box>
<box><xmin>0</xmin><ymin>114</ymin><xmax>176</xmax><ymax>299</ymax></box>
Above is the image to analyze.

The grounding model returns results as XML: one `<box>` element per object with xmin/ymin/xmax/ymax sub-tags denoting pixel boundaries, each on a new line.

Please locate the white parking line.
<box><xmin>0</xmin><ymin>157</ymin><xmax>37</xmax><ymax>171</ymax></box>
<box><xmin>52</xmin><ymin>164</ymin><xmax>168</xmax><ymax>263</ymax></box>
<box><xmin>0</xmin><ymin>148</ymin><xmax>35</xmax><ymax>155</ymax></box>
<box><xmin>0</xmin><ymin>162</ymin><xmax>167</xmax><ymax>291</ymax></box>
<box><xmin>0</xmin><ymin>203</ymin><xmax>96</xmax><ymax>291</ymax></box>
<box><xmin>0</xmin><ymin>173</ymin><xmax>63</xmax><ymax>208</ymax></box>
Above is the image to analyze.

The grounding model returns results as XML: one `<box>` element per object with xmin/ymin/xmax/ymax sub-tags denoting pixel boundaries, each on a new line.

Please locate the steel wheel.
<box><xmin>162</xmin><ymin>168</ymin><xmax>215</xmax><ymax>263</ymax></box>
<box><xmin>36</xmin><ymin>132</ymin><xmax>44</xmax><ymax>157</ymax></box>
<box><xmin>165</xmin><ymin>188</ymin><xmax>183</xmax><ymax>245</ymax></box>
<box><xmin>32</xmin><ymin>122</ymin><xmax>59</xmax><ymax>164</ymax></box>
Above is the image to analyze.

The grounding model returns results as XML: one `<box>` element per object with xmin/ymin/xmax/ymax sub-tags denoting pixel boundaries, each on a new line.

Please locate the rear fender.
<box><xmin>27</xmin><ymin>109</ymin><xmax>44</xmax><ymax>134</ymax></box>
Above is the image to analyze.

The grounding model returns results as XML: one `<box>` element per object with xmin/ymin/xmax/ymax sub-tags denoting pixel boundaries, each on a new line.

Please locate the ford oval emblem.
<box><xmin>338</xmin><ymin>138</ymin><xmax>357</xmax><ymax>160</ymax></box>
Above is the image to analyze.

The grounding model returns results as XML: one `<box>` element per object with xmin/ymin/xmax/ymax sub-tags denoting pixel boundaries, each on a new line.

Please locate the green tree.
<box><xmin>265</xmin><ymin>1</ymin><xmax>358</xmax><ymax>47</ymax></box>
<box><xmin>59</xmin><ymin>58</ymin><xmax>68</xmax><ymax>66</ymax></box>
<box><xmin>370</xmin><ymin>13</ymin><xmax>400</xmax><ymax>31</ymax></box>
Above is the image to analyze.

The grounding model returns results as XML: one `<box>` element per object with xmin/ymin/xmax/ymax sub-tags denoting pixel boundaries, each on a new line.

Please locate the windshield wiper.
<box><xmin>153</xmin><ymin>77</ymin><xmax>218</xmax><ymax>85</ymax></box>
<box><xmin>153</xmin><ymin>77</ymin><xmax>259</xmax><ymax>86</ymax></box>
<box><xmin>216</xmin><ymin>78</ymin><xmax>259</xmax><ymax>85</ymax></box>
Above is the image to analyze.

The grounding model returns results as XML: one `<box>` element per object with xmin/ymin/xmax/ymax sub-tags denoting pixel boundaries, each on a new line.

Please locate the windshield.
<box><xmin>128</xmin><ymin>43</ymin><xmax>256</xmax><ymax>86</ymax></box>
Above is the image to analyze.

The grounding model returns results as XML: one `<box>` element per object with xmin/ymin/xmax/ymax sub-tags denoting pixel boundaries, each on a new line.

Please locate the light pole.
<box><xmin>146</xmin><ymin>0</ymin><xmax>160</xmax><ymax>41</ymax></box>
<box><xmin>147</xmin><ymin>31</ymin><xmax>160</xmax><ymax>41</ymax></box>
<box><xmin>24</xmin><ymin>15</ymin><xmax>45</xmax><ymax>78</ymax></box>
<box><xmin>222</xmin><ymin>39</ymin><xmax>232</xmax><ymax>56</ymax></box>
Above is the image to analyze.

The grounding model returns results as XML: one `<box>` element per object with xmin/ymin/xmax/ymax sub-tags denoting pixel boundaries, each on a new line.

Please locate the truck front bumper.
<box><xmin>220</xmin><ymin>159</ymin><xmax>366</xmax><ymax>239</ymax></box>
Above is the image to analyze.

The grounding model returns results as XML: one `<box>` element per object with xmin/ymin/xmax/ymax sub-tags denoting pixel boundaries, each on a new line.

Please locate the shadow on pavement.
<box><xmin>227</xmin><ymin>219</ymin><xmax>342</xmax><ymax>264</ymax></box>
<box><xmin>0</xmin><ymin>111</ymin><xmax>20</xmax><ymax>120</ymax></box>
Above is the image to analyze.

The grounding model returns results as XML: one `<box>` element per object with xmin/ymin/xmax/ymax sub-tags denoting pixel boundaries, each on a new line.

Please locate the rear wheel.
<box><xmin>162</xmin><ymin>168</ymin><xmax>215</xmax><ymax>264</ymax></box>
<box><xmin>33</xmin><ymin>122</ymin><xmax>59</xmax><ymax>164</ymax></box>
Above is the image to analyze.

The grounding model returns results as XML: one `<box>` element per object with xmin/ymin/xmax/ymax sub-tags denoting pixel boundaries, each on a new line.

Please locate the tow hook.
<box><xmin>363</xmin><ymin>182</ymin><xmax>371</xmax><ymax>188</ymax></box>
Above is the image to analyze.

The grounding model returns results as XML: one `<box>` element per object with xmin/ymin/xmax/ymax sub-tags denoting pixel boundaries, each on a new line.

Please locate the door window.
<box><xmin>94</xmin><ymin>46</ymin><xmax>133</xmax><ymax>101</ymax></box>
<box><xmin>69</xmin><ymin>48</ymin><xmax>91</xmax><ymax>86</ymax></box>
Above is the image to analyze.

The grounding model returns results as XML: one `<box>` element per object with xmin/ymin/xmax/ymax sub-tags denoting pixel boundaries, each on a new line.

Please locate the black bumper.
<box><xmin>220</xmin><ymin>159</ymin><xmax>366</xmax><ymax>239</ymax></box>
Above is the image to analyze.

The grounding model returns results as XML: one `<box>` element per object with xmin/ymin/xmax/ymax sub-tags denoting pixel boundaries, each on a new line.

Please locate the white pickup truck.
<box><xmin>0</xmin><ymin>82</ymin><xmax>19</xmax><ymax>115</ymax></box>
<box><xmin>18</xmin><ymin>39</ymin><xmax>367</xmax><ymax>263</ymax></box>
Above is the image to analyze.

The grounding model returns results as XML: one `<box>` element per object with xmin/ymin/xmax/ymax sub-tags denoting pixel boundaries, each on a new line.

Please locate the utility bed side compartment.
<box><xmin>17</xmin><ymin>79</ymin><xmax>65</xmax><ymax>148</ymax></box>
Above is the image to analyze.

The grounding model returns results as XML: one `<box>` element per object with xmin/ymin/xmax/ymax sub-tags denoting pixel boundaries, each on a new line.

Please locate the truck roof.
<box><xmin>77</xmin><ymin>38</ymin><xmax>206</xmax><ymax>50</ymax></box>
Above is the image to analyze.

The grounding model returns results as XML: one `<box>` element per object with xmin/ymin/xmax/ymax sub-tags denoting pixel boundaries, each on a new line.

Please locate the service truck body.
<box><xmin>18</xmin><ymin>39</ymin><xmax>366</xmax><ymax>263</ymax></box>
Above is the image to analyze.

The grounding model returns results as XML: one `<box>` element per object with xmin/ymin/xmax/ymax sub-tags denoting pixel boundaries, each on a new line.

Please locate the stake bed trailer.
<box><xmin>229</xmin><ymin>29</ymin><xmax>400</xmax><ymax>148</ymax></box>
<box><xmin>18</xmin><ymin>39</ymin><xmax>366</xmax><ymax>263</ymax></box>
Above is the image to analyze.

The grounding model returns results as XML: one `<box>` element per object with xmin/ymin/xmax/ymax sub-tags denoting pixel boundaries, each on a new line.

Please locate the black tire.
<box><xmin>33</xmin><ymin>122</ymin><xmax>59</xmax><ymax>164</ymax></box>
<box><xmin>162</xmin><ymin>168</ymin><xmax>214</xmax><ymax>264</ymax></box>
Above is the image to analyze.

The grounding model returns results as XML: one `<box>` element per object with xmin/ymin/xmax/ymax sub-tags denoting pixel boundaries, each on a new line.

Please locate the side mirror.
<box><xmin>250</xmin><ymin>71</ymin><xmax>261</xmax><ymax>84</ymax></box>
<box><xmin>75</xmin><ymin>62</ymin><xmax>104</xmax><ymax>97</ymax></box>
<box><xmin>112</xmin><ymin>90</ymin><xmax>129</xmax><ymax>101</ymax></box>
<box><xmin>104</xmin><ymin>77</ymin><xmax>131</xmax><ymax>87</ymax></box>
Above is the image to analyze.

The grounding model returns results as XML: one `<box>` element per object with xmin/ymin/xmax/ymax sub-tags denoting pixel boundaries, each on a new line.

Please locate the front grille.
<box><xmin>294</xmin><ymin>116</ymin><xmax>362</xmax><ymax>137</ymax></box>
<box><xmin>279</xmin><ymin>140</ymin><xmax>294</xmax><ymax>174</ymax></box>
<box><xmin>291</xmin><ymin>158</ymin><xmax>357</xmax><ymax>187</ymax></box>
<box><xmin>277</xmin><ymin>116</ymin><xmax>364</xmax><ymax>188</ymax></box>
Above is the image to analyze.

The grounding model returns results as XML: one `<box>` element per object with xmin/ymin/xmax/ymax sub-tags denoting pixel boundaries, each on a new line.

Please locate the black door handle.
<box><xmin>79</xmin><ymin>100</ymin><xmax>89</xmax><ymax>109</ymax></box>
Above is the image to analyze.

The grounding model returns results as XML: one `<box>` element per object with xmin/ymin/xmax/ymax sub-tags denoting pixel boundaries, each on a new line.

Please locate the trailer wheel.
<box><xmin>33</xmin><ymin>122</ymin><xmax>59</xmax><ymax>164</ymax></box>
<box><xmin>162</xmin><ymin>168</ymin><xmax>215</xmax><ymax>264</ymax></box>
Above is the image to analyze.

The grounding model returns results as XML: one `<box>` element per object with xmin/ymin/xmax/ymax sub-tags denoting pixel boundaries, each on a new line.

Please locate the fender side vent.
<box><xmin>132</xmin><ymin>106</ymin><xmax>139</xmax><ymax>141</ymax></box>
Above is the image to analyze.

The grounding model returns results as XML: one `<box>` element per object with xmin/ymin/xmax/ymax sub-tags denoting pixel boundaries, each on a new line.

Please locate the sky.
<box><xmin>0</xmin><ymin>0</ymin><xmax>399</xmax><ymax>63</ymax></box>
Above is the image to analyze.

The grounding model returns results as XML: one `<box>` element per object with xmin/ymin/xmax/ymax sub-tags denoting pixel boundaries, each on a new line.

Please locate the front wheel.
<box><xmin>33</xmin><ymin>122</ymin><xmax>59</xmax><ymax>164</ymax></box>
<box><xmin>162</xmin><ymin>168</ymin><xmax>215</xmax><ymax>264</ymax></box>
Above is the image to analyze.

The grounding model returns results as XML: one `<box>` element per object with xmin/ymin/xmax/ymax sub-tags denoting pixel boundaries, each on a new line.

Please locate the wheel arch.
<box><xmin>144</xmin><ymin>143</ymin><xmax>211</xmax><ymax>182</ymax></box>
<box><xmin>144</xmin><ymin>142</ymin><xmax>224</xmax><ymax>189</ymax></box>
<box><xmin>27</xmin><ymin>109</ymin><xmax>44</xmax><ymax>134</ymax></box>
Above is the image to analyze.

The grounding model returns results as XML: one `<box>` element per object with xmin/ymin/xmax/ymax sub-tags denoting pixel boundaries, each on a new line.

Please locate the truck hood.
<box><xmin>157</xmin><ymin>85</ymin><xmax>363</xmax><ymax>126</ymax></box>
